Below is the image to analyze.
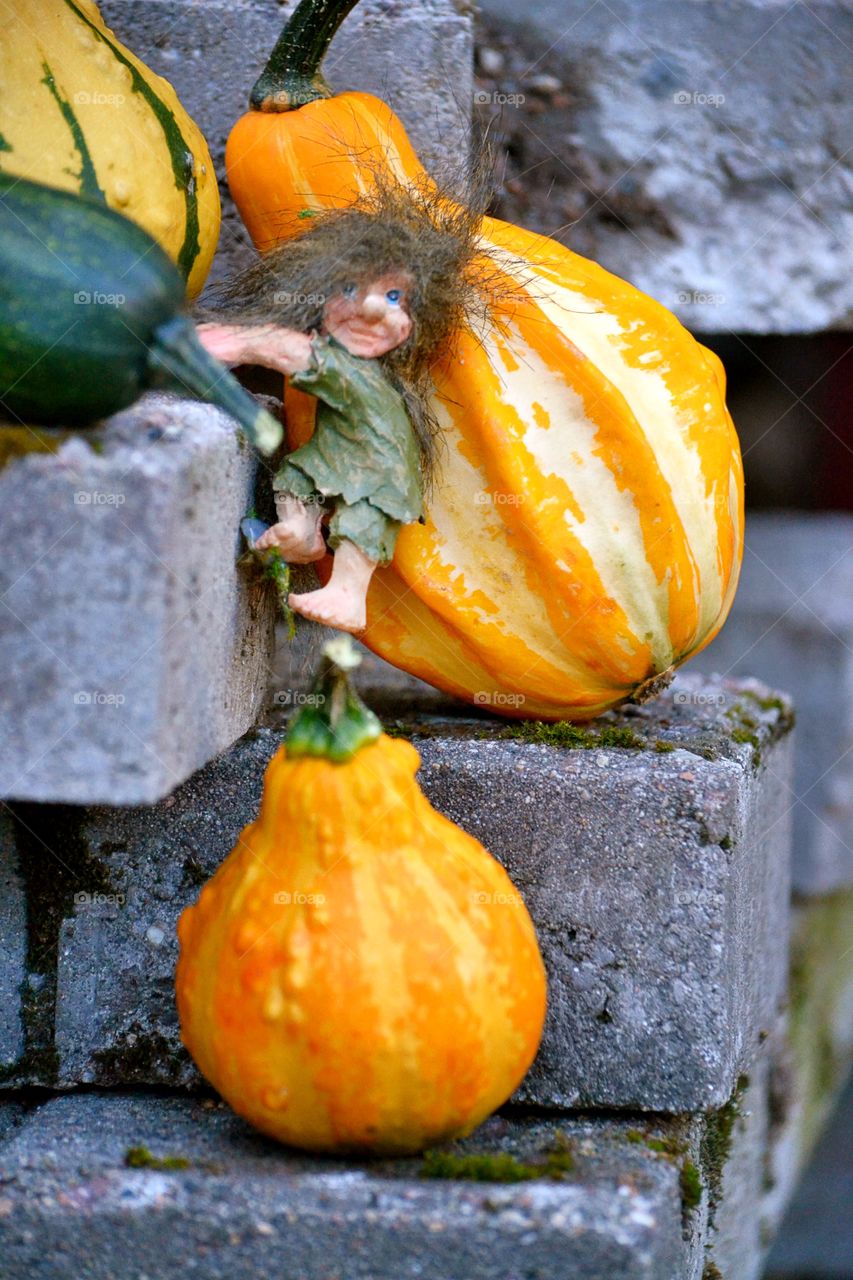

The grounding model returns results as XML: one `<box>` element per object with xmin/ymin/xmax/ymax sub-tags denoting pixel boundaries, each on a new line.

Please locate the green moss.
<box><xmin>702</xmin><ymin>1264</ymin><xmax>724</xmax><ymax>1280</ymax></box>
<box><xmin>422</xmin><ymin>1133</ymin><xmax>574</xmax><ymax>1183</ymax></box>
<box><xmin>502</xmin><ymin>720</ymin><xmax>645</xmax><ymax>751</ymax></box>
<box><xmin>740</xmin><ymin>689</ymin><xmax>788</xmax><ymax>717</ymax></box>
<box><xmin>0</xmin><ymin>426</ymin><xmax>73</xmax><ymax>471</ymax></box>
<box><xmin>719</xmin><ymin>835</ymin><xmax>733</xmax><ymax>851</ymax></box>
<box><xmin>654</xmin><ymin>740</ymin><xmax>676</xmax><ymax>753</ymax></box>
<box><xmin>93</xmin><ymin>1023</ymin><xmax>188</xmax><ymax>1086</ymax></box>
<box><xmin>125</xmin><ymin>1145</ymin><xmax>190</xmax><ymax>1171</ymax></box>
<box><xmin>787</xmin><ymin>890</ymin><xmax>853</xmax><ymax>1156</ymax></box>
<box><xmin>623</xmin><ymin>1128</ymin><xmax>685</xmax><ymax>1159</ymax></box>
<box><xmin>730</xmin><ymin>727</ymin><xmax>761</xmax><ymax>768</ymax></box>
<box><xmin>699</xmin><ymin>1073</ymin><xmax>749</xmax><ymax>1222</ymax></box>
<box><xmin>680</xmin><ymin>1158</ymin><xmax>703</xmax><ymax>1211</ymax></box>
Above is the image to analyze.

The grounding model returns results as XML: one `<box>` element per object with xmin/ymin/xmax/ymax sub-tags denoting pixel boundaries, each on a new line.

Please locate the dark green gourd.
<box><xmin>0</xmin><ymin>175</ymin><xmax>281</xmax><ymax>455</ymax></box>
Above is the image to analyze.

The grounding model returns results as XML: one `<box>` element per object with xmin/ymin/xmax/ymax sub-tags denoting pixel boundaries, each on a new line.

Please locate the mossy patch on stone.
<box><xmin>92</xmin><ymin>1023</ymin><xmax>189</xmax><ymax>1086</ymax></box>
<box><xmin>679</xmin><ymin>1157</ymin><xmax>703</xmax><ymax>1211</ymax></box>
<box><xmin>0</xmin><ymin>426</ymin><xmax>73</xmax><ymax>470</ymax></box>
<box><xmin>422</xmin><ymin>1132</ymin><xmax>575</xmax><ymax>1183</ymax></box>
<box><xmin>125</xmin><ymin>1145</ymin><xmax>190</xmax><ymax>1171</ymax></box>
<box><xmin>699</xmin><ymin>1073</ymin><xmax>749</xmax><ymax>1222</ymax></box>
<box><xmin>501</xmin><ymin>720</ymin><xmax>646</xmax><ymax>751</ymax></box>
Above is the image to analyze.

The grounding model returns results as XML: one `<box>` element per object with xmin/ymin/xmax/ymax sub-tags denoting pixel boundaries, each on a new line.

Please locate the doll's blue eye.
<box><xmin>386</xmin><ymin>289</ymin><xmax>402</xmax><ymax>305</ymax></box>
<box><xmin>342</xmin><ymin>283</ymin><xmax>357</xmax><ymax>299</ymax></box>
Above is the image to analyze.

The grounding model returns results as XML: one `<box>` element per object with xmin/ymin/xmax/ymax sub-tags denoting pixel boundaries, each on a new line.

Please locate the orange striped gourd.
<box><xmin>226</xmin><ymin>0</ymin><xmax>744</xmax><ymax>720</ymax></box>
<box><xmin>176</xmin><ymin>640</ymin><xmax>547</xmax><ymax>1155</ymax></box>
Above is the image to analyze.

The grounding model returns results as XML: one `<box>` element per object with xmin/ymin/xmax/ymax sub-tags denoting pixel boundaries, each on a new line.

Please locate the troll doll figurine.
<box><xmin>198</xmin><ymin>192</ymin><xmax>488</xmax><ymax>634</ymax></box>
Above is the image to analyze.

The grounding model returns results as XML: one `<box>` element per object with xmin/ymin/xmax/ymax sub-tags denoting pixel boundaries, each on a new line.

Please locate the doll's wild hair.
<box><xmin>200</xmin><ymin>167</ymin><xmax>513</xmax><ymax>484</ymax></box>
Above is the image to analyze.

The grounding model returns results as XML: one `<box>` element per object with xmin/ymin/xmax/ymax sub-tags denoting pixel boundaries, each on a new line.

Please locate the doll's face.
<box><xmin>322</xmin><ymin>270</ymin><xmax>413</xmax><ymax>358</ymax></box>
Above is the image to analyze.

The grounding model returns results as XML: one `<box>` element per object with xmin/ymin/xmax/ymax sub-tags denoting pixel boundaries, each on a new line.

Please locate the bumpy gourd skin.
<box><xmin>0</xmin><ymin>0</ymin><xmax>220</xmax><ymax>297</ymax></box>
<box><xmin>176</xmin><ymin>735</ymin><xmax>547</xmax><ymax>1155</ymax></box>
<box><xmin>229</xmin><ymin>91</ymin><xmax>744</xmax><ymax>719</ymax></box>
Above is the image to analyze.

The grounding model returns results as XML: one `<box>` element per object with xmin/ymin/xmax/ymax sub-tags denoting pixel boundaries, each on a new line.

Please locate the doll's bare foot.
<box><xmin>289</xmin><ymin>540</ymin><xmax>377</xmax><ymax>634</ymax></box>
<box><xmin>255</xmin><ymin>496</ymin><xmax>325</xmax><ymax>562</ymax></box>
<box><xmin>255</xmin><ymin>521</ymin><xmax>325</xmax><ymax>563</ymax></box>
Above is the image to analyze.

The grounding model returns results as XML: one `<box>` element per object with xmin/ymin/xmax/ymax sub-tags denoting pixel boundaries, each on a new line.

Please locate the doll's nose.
<box><xmin>360</xmin><ymin>293</ymin><xmax>387</xmax><ymax>322</ymax></box>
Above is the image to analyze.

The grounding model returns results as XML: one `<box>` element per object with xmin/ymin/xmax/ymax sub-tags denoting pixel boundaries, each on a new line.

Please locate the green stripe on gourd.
<box><xmin>62</xmin><ymin>0</ymin><xmax>200</xmax><ymax>282</ymax></box>
<box><xmin>41</xmin><ymin>62</ymin><xmax>106</xmax><ymax>203</ymax></box>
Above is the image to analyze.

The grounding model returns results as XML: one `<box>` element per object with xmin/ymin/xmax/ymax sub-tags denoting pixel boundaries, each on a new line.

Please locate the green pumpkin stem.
<box><xmin>147</xmin><ymin>316</ymin><xmax>283</xmax><ymax>456</ymax></box>
<box><xmin>286</xmin><ymin>636</ymin><xmax>382</xmax><ymax>762</ymax></box>
<box><xmin>250</xmin><ymin>0</ymin><xmax>361</xmax><ymax>112</ymax></box>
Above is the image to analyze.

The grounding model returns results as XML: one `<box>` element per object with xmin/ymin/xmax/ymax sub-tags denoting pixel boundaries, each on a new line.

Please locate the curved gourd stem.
<box><xmin>147</xmin><ymin>316</ymin><xmax>283</xmax><ymax>456</ymax></box>
<box><xmin>250</xmin><ymin>0</ymin><xmax>362</xmax><ymax>111</ymax></box>
<box><xmin>286</xmin><ymin>636</ymin><xmax>383</xmax><ymax>762</ymax></box>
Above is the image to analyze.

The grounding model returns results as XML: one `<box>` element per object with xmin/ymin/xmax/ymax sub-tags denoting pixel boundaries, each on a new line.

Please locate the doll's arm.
<box><xmin>197</xmin><ymin>323</ymin><xmax>313</xmax><ymax>376</ymax></box>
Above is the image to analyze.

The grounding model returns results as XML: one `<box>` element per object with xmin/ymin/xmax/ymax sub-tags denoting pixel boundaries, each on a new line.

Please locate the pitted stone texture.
<box><xmin>0</xmin><ymin>1095</ymin><xmax>700</xmax><ymax>1280</ymax></box>
<box><xmin>477</xmin><ymin>0</ymin><xmax>852</xmax><ymax>332</ymax></box>
<box><xmin>0</xmin><ymin>675</ymin><xmax>792</xmax><ymax>1109</ymax></box>
<box><xmin>0</xmin><ymin>394</ymin><xmax>277</xmax><ymax>806</ymax></box>
<box><xmin>416</xmin><ymin>672</ymin><xmax>793</xmax><ymax>1111</ymax></box>
<box><xmin>99</xmin><ymin>0</ymin><xmax>474</xmax><ymax>288</ymax></box>
<box><xmin>0</xmin><ymin>814</ymin><xmax>25</xmax><ymax>1070</ymax></box>
<box><xmin>694</xmin><ymin>513</ymin><xmax>853</xmax><ymax>894</ymax></box>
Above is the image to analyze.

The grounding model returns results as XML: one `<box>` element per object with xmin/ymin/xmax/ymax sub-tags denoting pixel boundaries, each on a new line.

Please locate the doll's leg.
<box><xmin>288</xmin><ymin>539</ymin><xmax>377</xmax><ymax>633</ymax></box>
<box><xmin>254</xmin><ymin>494</ymin><xmax>325</xmax><ymax>563</ymax></box>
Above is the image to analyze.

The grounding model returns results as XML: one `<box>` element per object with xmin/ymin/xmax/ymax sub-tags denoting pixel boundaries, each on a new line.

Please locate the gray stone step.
<box><xmin>0</xmin><ymin>672</ymin><xmax>793</xmax><ymax>1114</ymax></box>
<box><xmin>98</xmin><ymin>0</ymin><xmax>474</xmax><ymax>289</ymax></box>
<box><xmin>475</xmin><ymin>0</ymin><xmax>853</xmax><ymax>333</ymax></box>
<box><xmin>0</xmin><ymin>1003</ymin><xmax>838</xmax><ymax>1280</ymax></box>
<box><xmin>693</xmin><ymin>513</ymin><xmax>853</xmax><ymax>895</ymax></box>
<box><xmin>0</xmin><ymin>395</ymin><xmax>277</xmax><ymax>806</ymax></box>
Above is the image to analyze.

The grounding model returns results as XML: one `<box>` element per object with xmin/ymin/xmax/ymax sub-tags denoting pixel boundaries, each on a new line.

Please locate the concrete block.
<box><xmin>98</xmin><ymin>0</ymin><xmax>474</xmax><ymax>287</ymax></box>
<box><xmin>0</xmin><ymin>1095</ymin><xmax>704</xmax><ymax>1280</ymax></box>
<box><xmin>0</xmin><ymin>393</ymin><xmax>277</xmax><ymax>806</ymax></box>
<box><xmin>694</xmin><ymin>513</ymin><xmax>853</xmax><ymax>894</ymax></box>
<box><xmin>0</xmin><ymin>674</ymin><xmax>792</xmax><ymax>1114</ymax></box>
<box><xmin>476</xmin><ymin>0</ymin><xmax>853</xmax><ymax>332</ymax></box>
<box><xmin>417</xmin><ymin>672</ymin><xmax>794</xmax><ymax>1112</ymax></box>
<box><xmin>0</xmin><ymin>814</ymin><xmax>25</xmax><ymax>1071</ymax></box>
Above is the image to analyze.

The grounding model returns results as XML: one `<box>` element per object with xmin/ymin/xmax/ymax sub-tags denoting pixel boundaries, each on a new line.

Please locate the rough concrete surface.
<box><xmin>416</xmin><ymin>672</ymin><xmax>794</xmax><ymax>1112</ymax></box>
<box><xmin>0</xmin><ymin>1095</ymin><xmax>699</xmax><ymax>1280</ymax></box>
<box><xmin>99</xmin><ymin>0</ymin><xmax>474</xmax><ymax>287</ymax></box>
<box><xmin>475</xmin><ymin>0</ymin><xmax>853</xmax><ymax>332</ymax></box>
<box><xmin>694</xmin><ymin>513</ymin><xmax>853</xmax><ymax>894</ymax></box>
<box><xmin>0</xmin><ymin>673</ymin><xmax>792</xmax><ymax>1115</ymax></box>
<box><xmin>0</xmin><ymin>394</ymin><xmax>277</xmax><ymax>806</ymax></box>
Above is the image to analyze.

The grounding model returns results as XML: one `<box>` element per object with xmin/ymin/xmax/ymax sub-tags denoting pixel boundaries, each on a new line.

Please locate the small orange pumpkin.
<box><xmin>176</xmin><ymin>639</ymin><xmax>547</xmax><ymax>1155</ymax></box>
<box><xmin>226</xmin><ymin>0</ymin><xmax>744</xmax><ymax>720</ymax></box>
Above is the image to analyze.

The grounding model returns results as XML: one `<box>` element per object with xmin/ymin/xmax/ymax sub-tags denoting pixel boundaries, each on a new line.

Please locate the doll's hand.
<box><xmin>197</xmin><ymin>323</ymin><xmax>313</xmax><ymax>375</ymax></box>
